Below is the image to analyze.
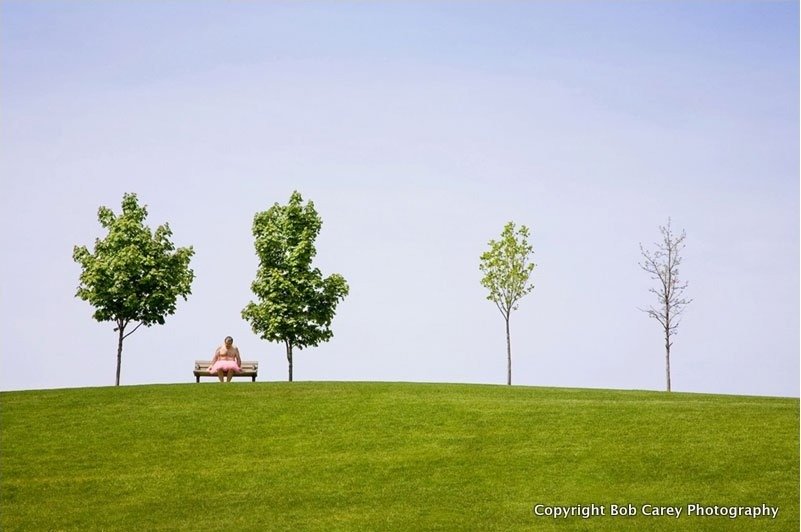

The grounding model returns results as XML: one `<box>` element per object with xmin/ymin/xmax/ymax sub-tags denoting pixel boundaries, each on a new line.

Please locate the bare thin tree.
<box><xmin>639</xmin><ymin>218</ymin><xmax>693</xmax><ymax>392</ymax></box>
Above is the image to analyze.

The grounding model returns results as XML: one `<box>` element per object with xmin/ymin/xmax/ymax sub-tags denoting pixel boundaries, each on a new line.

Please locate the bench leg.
<box><xmin>196</xmin><ymin>376</ymin><xmax>200</xmax><ymax>383</ymax></box>
<box><xmin>252</xmin><ymin>376</ymin><xmax>256</xmax><ymax>382</ymax></box>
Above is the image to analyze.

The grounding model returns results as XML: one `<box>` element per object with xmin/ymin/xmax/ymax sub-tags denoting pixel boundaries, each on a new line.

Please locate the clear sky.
<box><xmin>1</xmin><ymin>1</ymin><xmax>798</xmax><ymax>397</ymax></box>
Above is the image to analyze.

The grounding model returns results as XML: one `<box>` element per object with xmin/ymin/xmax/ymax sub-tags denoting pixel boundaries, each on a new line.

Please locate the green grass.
<box><xmin>1</xmin><ymin>382</ymin><xmax>798</xmax><ymax>531</ymax></box>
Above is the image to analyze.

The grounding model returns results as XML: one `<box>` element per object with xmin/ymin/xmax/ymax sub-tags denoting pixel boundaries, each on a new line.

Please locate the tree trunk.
<box><xmin>665</xmin><ymin>340</ymin><xmax>671</xmax><ymax>392</ymax></box>
<box><xmin>286</xmin><ymin>340</ymin><xmax>293</xmax><ymax>382</ymax></box>
<box><xmin>505</xmin><ymin>315</ymin><xmax>512</xmax><ymax>386</ymax></box>
<box><xmin>664</xmin><ymin>307</ymin><xmax>671</xmax><ymax>392</ymax></box>
<box><xmin>116</xmin><ymin>322</ymin><xmax>125</xmax><ymax>387</ymax></box>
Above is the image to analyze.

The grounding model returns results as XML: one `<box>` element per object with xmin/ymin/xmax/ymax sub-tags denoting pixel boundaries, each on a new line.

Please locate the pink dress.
<box><xmin>209</xmin><ymin>347</ymin><xmax>241</xmax><ymax>373</ymax></box>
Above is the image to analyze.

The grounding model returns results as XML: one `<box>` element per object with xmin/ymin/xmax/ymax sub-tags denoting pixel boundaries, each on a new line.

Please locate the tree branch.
<box><xmin>494</xmin><ymin>300</ymin><xmax>508</xmax><ymax>321</ymax></box>
<box><xmin>122</xmin><ymin>321</ymin><xmax>144</xmax><ymax>340</ymax></box>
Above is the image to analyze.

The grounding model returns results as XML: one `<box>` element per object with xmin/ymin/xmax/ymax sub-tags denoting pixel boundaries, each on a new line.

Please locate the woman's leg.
<box><xmin>226</xmin><ymin>369</ymin><xmax>234</xmax><ymax>382</ymax></box>
<box><xmin>216</xmin><ymin>370</ymin><xmax>225</xmax><ymax>382</ymax></box>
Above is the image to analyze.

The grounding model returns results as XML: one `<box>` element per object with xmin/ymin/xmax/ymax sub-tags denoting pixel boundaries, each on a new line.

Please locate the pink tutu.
<box><xmin>209</xmin><ymin>359</ymin><xmax>241</xmax><ymax>373</ymax></box>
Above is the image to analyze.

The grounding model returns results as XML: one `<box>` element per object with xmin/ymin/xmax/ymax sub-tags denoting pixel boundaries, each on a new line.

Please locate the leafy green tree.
<box><xmin>242</xmin><ymin>191</ymin><xmax>349</xmax><ymax>382</ymax></box>
<box><xmin>480</xmin><ymin>222</ymin><xmax>536</xmax><ymax>385</ymax></box>
<box><xmin>73</xmin><ymin>193</ymin><xmax>195</xmax><ymax>386</ymax></box>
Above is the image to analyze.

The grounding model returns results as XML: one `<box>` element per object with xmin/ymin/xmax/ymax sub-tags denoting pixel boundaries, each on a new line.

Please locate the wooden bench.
<box><xmin>194</xmin><ymin>360</ymin><xmax>259</xmax><ymax>383</ymax></box>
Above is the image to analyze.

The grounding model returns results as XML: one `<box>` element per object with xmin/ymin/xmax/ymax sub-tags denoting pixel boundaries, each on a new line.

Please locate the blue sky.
<box><xmin>1</xmin><ymin>1</ymin><xmax>798</xmax><ymax>396</ymax></box>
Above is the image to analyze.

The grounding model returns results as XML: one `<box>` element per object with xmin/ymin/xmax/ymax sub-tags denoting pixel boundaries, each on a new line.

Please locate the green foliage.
<box><xmin>1</xmin><ymin>383</ymin><xmax>798</xmax><ymax>530</ymax></box>
<box><xmin>73</xmin><ymin>193</ymin><xmax>195</xmax><ymax>327</ymax></box>
<box><xmin>479</xmin><ymin>221</ymin><xmax>536</xmax><ymax>318</ymax></box>
<box><xmin>242</xmin><ymin>191</ymin><xmax>349</xmax><ymax>375</ymax></box>
<box><xmin>73</xmin><ymin>193</ymin><xmax>194</xmax><ymax>384</ymax></box>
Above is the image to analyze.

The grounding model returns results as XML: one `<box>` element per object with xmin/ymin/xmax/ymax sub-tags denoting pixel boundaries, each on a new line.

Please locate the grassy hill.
<box><xmin>1</xmin><ymin>382</ymin><xmax>798</xmax><ymax>531</ymax></box>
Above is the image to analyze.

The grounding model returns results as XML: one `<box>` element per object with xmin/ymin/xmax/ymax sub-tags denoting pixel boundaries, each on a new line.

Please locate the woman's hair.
<box><xmin>224</xmin><ymin>336</ymin><xmax>233</xmax><ymax>343</ymax></box>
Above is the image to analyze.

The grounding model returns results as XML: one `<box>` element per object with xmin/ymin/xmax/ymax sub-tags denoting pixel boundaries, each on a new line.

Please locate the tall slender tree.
<box><xmin>242</xmin><ymin>191</ymin><xmax>349</xmax><ymax>381</ymax></box>
<box><xmin>639</xmin><ymin>218</ymin><xmax>693</xmax><ymax>392</ymax></box>
<box><xmin>479</xmin><ymin>221</ymin><xmax>536</xmax><ymax>385</ymax></box>
<box><xmin>73</xmin><ymin>193</ymin><xmax>195</xmax><ymax>385</ymax></box>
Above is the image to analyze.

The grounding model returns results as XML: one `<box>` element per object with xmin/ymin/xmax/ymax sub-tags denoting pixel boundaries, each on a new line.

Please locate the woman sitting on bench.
<box><xmin>208</xmin><ymin>336</ymin><xmax>242</xmax><ymax>382</ymax></box>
